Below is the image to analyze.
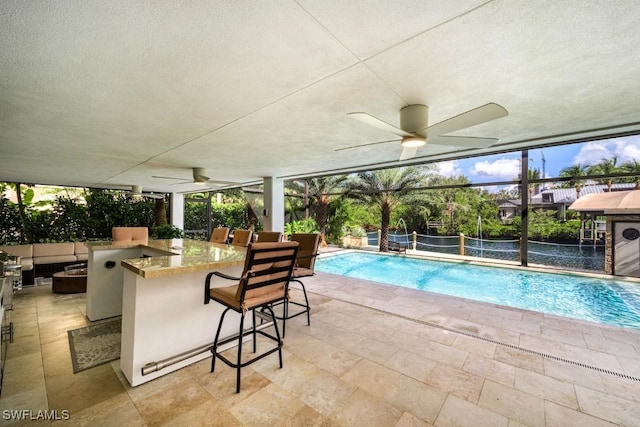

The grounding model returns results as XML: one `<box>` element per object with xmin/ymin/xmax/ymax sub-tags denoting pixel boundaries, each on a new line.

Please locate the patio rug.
<box><xmin>67</xmin><ymin>318</ymin><xmax>121</xmax><ymax>373</ymax></box>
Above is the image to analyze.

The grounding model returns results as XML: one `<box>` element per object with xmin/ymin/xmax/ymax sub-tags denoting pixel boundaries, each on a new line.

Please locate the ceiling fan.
<box><xmin>341</xmin><ymin>103</ymin><xmax>508</xmax><ymax>160</ymax></box>
<box><xmin>130</xmin><ymin>186</ymin><xmax>165</xmax><ymax>199</ymax></box>
<box><xmin>152</xmin><ymin>168</ymin><xmax>238</xmax><ymax>187</ymax></box>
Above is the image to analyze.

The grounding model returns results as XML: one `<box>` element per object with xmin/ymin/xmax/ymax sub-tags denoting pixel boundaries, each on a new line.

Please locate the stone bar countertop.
<box><xmin>85</xmin><ymin>239</ymin><xmax>247</xmax><ymax>278</ymax></box>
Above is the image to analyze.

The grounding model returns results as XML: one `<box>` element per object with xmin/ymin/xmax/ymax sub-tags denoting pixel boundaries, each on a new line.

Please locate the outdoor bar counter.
<box><xmin>85</xmin><ymin>239</ymin><xmax>247</xmax><ymax>386</ymax></box>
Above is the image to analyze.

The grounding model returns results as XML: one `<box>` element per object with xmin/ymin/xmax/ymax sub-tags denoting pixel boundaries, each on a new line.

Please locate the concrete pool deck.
<box><xmin>1</xmin><ymin>265</ymin><xmax>638</xmax><ymax>425</ymax></box>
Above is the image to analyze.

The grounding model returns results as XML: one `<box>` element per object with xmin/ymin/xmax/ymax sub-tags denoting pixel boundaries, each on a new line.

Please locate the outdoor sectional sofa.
<box><xmin>0</xmin><ymin>242</ymin><xmax>88</xmax><ymax>286</ymax></box>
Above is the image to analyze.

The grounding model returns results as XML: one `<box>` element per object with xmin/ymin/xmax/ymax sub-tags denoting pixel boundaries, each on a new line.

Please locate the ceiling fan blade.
<box><xmin>206</xmin><ymin>180</ymin><xmax>239</xmax><ymax>185</ymax></box>
<box><xmin>348</xmin><ymin>112</ymin><xmax>416</xmax><ymax>138</ymax></box>
<box><xmin>141</xmin><ymin>192</ymin><xmax>165</xmax><ymax>199</ymax></box>
<box><xmin>427</xmin><ymin>103</ymin><xmax>508</xmax><ymax>136</ymax></box>
<box><xmin>429</xmin><ymin>135</ymin><xmax>498</xmax><ymax>148</ymax></box>
<box><xmin>151</xmin><ymin>175</ymin><xmax>190</xmax><ymax>181</ymax></box>
<box><xmin>335</xmin><ymin>139</ymin><xmax>399</xmax><ymax>152</ymax></box>
<box><xmin>205</xmin><ymin>180</ymin><xmax>240</xmax><ymax>189</ymax></box>
<box><xmin>399</xmin><ymin>146</ymin><xmax>419</xmax><ymax>160</ymax></box>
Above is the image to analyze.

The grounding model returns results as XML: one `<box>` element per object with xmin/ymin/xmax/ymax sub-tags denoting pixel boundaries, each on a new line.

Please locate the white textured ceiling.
<box><xmin>1</xmin><ymin>0</ymin><xmax>640</xmax><ymax>193</ymax></box>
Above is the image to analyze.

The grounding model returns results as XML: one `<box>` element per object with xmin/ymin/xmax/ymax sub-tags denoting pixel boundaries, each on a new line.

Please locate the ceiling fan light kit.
<box><xmin>400</xmin><ymin>136</ymin><xmax>426</xmax><ymax>147</ymax></box>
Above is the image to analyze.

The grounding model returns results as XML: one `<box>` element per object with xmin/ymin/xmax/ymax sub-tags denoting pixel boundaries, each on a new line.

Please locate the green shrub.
<box><xmin>152</xmin><ymin>224</ymin><xmax>184</xmax><ymax>239</ymax></box>
<box><xmin>284</xmin><ymin>218</ymin><xmax>319</xmax><ymax>236</ymax></box>
<box><xmin>347</xmin><ymin>225</ymin><xmax>367</xmax><ymax>237</ymax></box>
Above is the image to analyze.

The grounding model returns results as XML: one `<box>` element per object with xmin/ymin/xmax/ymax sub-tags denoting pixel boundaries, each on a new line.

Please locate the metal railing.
<box><xmin>367</xmin><ymin>230</ymin><xmax>605</xmax><ymax>272</ymax></box>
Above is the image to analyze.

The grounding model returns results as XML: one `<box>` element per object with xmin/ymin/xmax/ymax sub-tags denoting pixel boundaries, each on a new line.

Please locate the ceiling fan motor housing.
<box><xmin>193</xmin><ymin>167</ymin><xmax>209</xmax><ymax>183</ymax></box>
<box><xmin>400</xmin><ymin>104</ymin><xmax>428</xmax><ymax>136</ymax></box>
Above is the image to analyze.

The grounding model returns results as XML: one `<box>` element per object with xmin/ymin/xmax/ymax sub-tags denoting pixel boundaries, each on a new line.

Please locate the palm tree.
<box><xmin>559</xmin><ymin>164</ymin><xmax>588</xmax><ymax>188</ymax></box>
<box><xmin>587</xmin><ymin>157</ymin><xmax>620</xmax><ymax>185</ymax></box>
<box><xmin>528</xmin><ymin>168</ymin><xmax>542</xmax><ymax>196</ymax></box>
<box><xmin>620</xmin><ymin>159</ymin><xmax>640</xmax><ymax>183</ymax></box>
<box><xmin>347</xmin><ymin>167</ymin><xmax>428</xmax><ymax>252</ymax></box>
<box><xmin>307</xmin><ymin>176</ymin><xmax>348</xmax><ymax>245</ymax></box>
<box><xmin>154</xmin><ymin>196</ymin><xmax>168</xmax><ymax>226</ymax></box>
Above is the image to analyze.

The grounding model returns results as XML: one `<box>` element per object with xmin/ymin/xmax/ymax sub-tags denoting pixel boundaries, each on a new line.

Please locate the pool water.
<box><xmin>315</xmin><ymin>252</ymin><xmax>640</xmax><ymax>329</ymax></box>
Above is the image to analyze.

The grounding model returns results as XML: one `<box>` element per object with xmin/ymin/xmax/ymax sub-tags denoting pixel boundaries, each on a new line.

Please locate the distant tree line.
<box><xmin>2</xmin><ymin>155</ymin><xmax>636</xmax><ymax>249</ymax></box>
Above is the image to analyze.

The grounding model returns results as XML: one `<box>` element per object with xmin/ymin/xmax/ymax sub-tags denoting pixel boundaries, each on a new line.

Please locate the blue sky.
<box><xmin>434</xmin><ymin>134</ymin><xmax>640</xmax><ymax>184</ymax></box>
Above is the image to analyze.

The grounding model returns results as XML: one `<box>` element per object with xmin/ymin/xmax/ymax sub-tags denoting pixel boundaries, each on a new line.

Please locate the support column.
<box><xmin>521</xmin><ymin>150</ymin><xmax>529</xmax><ymax>267</ymax></box>
<box><xmin>170</xmin><ymin>193</ymin><xmax>184</xmax><ymax>229</ymax></box>
<box><xmin>263</xmin><ymin>177</ymin><xmax>285</xmax><ymax>232</ymax></box>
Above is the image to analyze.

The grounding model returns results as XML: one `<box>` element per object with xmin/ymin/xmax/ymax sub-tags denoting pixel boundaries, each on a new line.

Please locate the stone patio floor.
<box><xmin>1</xmin><ymin>263</ymin><xmax>639</xmax><ymax>426</ymax></box>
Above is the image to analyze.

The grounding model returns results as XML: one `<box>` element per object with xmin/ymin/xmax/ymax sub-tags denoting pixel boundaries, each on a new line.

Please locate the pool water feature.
<box><xmin>315</xmin><ymin>252</ymin><xmax>640</xmax><ymax>329</ymax></box>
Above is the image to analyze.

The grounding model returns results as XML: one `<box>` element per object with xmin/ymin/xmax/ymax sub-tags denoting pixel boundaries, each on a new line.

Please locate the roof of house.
<box><xmin>531</xmin><ymin>183</ymin><xmax>636</xmax><ymax>206</ymax></box>
<box><xmin>569</xmin><ymin>189</ymin><xmax>640</xmax><ymax>214</ymax></box>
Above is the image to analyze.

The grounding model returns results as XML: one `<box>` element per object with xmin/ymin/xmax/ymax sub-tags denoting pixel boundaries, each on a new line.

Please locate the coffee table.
<box><xmin>52</xmin><ymin>265</ymin><xmax>87</xmax><ymax>294</ymax></box>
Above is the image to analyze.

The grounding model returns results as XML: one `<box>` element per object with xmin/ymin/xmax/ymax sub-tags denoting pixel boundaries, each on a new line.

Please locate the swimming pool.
<box><xmin>315</xmin><ymin>252</ymin><xmax>640</xmax><ymax>329</ymax></box>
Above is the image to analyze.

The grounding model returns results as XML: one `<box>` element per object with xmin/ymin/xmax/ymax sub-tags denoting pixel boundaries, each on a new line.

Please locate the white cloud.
<box><xmin>435</xmin><ymin>160</ymin><xmax>462</xmax><ymax>177</ymax></box>
<box><xmin>470</xmin><ymin>158</ymin><xmax>520</xmax><ymax>179</ymax></box>
<box><xmin>573</xmin><ymin>137</ymin><xmax>640</xmax><ymax>166</ymax></box>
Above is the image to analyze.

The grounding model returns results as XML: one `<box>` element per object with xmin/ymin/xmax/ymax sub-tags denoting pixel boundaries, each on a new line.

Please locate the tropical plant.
<box><xmin>11</xmin><ymin>183</ymin><xmax>35</xmax><ymax>243</ymax></box>
<box><xmin>0</xmin><ymin>187</ymin><xmax>22</xmax><ymax>244</ymax></box>
<box><xmin>347</xmin><ymin>225</ymin><xmax>367</xmax><ymax>237</ymax></box>
<box><xmin>284</xmin><ymin>218</ymin><xmax>319</xmax><ymax>236</ymax></box>
<box><xmin>346</xmin><ymin>167</ymin><xmax>429</xmax><ymax>252</ymax></box>
<box><xmin>152</xmin><ymin>224</ymin><xmax>184</xmax><ymax>239</ymax></box>
<box><xmin>323</xmin><ymin>197</ymin><xmax>375</xmax><ymax>244</ymax></box>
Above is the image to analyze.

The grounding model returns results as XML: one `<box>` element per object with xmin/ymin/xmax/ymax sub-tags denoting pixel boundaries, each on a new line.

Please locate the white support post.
<box><xmin>169</xmin><ymin>193</ymin><xmax>184</xmax><ymax>230</ymax></box>
<box><xmin>263</xmin><ymin>177</ymin><xmax>285</xmax><ymax>233</ymax></box>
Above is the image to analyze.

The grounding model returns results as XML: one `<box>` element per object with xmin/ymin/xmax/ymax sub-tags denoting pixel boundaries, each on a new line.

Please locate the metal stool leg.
<box><xmin>212</xmin><ymin>308</ymin><xmax>231</xmax><ymax>373</ymax></box>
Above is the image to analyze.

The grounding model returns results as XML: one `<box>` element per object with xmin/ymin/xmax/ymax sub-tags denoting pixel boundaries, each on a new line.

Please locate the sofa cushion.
<box><xmin>33</xmin><ymin>242</ymin><xmax>75</xmax><ymax>258</ymax></box>
<box><xmin>33</xmin><ymin>243</ymin><xmax>76</xmax><ymax>264</ymax></box>
<box><xmin>0</xmin><ymin>244</ymin><xmax>33</xmax><ymax>258</ymax></box>
<box><xmin>0</xmin><ymin>244</ymin><xmax>34</xmax><ymax>271</ymax></box>
<box><xmin>33</xmin><ymin>255</ymin><xmax>77</xmax><ymax>265</ymax></box>
<box><xmin>74</xmin><ymin>242</ymin><xmax>88</xmax><ymax>261</ymax></box>
<box><xmin>20</xmin><ymin>259</ymin><xmax>34</xmax><ymax>271</ymax></box>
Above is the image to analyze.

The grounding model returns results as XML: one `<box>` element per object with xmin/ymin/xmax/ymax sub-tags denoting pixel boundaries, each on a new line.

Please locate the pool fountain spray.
<box><xmin>397</xmin><ymin>218</ymin><xmax>410</xmax><ymax>250</ymax></box>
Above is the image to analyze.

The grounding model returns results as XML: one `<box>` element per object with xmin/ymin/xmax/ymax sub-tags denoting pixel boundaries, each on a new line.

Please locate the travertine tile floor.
<box><xmin>1</xmin><ymin>271</ymin><xmax>639</xmax><ymax>426</ymax></box>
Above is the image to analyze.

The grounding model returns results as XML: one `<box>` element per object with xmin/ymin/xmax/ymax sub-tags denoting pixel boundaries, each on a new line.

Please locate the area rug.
<box><xmin>67</xmin><ymin>318</ymin><xmax>121</xmax><ymax>373</ymax></box>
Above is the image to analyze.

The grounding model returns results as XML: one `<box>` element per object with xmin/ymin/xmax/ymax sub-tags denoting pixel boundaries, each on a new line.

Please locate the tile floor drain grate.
<box><xmin>451</xmin><ymin>328</ymin><xmax>640</xmax><ymax>383</ymax></box>
<box><xmin>331</xmin><ymin>296</ymin><xmax>640</xmax><ymax>383</ymax></box>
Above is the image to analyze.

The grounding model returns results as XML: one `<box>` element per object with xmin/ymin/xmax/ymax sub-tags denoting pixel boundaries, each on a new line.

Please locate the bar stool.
<box><xmin>274</xmin><ymin>233</ymin><xmax>320</xmax><ymax>337</ymax></box>
<box><xmin>210</xmin><ymin>227</ymin><xmax>230</xmax><ymax>244</ymax></box>
<box><xmin>255</xmin><ymin>231</ymin><xmax>283</xmax><ymax>242</ymax></box>
<box><xmin>231</xmin><ymin>229</ymin><xmax>253</xmax><ymax>247</ymax></box>
<box><xmin>204</xmin><ymin>241</ymin><xmax>299</xmax><ymax>393</ymax></box>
